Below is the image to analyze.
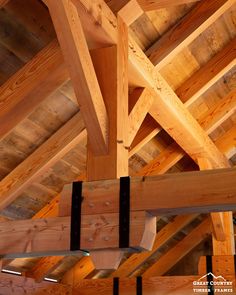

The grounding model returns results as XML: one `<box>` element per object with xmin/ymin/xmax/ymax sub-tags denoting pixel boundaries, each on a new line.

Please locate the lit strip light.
<box><xmin>44</xmin><ymin>277</ymin><xmax>58</xmax><ymax>283</ymax></box>
<box><xmin>2</xmin><ymin>269</ymin><xmax>22</xmax><ymax>276</ymax></box>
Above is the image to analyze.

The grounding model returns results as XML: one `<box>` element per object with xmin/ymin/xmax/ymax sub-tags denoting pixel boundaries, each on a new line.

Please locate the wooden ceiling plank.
<box><xmin>137</xmin><ymin>88</ymin><xmax>236</xmax><ymax>176</ymax></box>
<box><xmin>0</xmin><ymin>39</ymin><xmax>68</xmax><ymax>141</ymax></box>
<box><xmin>0</xmin><ymin>113</ymin><xmax>86</xmax><ymax>211</ymax></box>
<box><xmin>146</xmin><ymin>0</ymin><xmax>235</xmax><ymax>69</ymax></box>
<box><xmin>143</xmin><ymin>218</ymin><xmax>211</xmax><ymax>277</ymax></box>
<box><xmin>176</xmin><ymin>37</ymin><xmax>236</xmax><ymax>106</ymax></box>
<box><xmin>111</xmin><ymin>214</ymin><xmax>198</xmax><ymax>277</ymax></box>
<box><xmin>48</xmin><ymin>0</ymin><xmax>108</xmax><ymax>156</ymax></box>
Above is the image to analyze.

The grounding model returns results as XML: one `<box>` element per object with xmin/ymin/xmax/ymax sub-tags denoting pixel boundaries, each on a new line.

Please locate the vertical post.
<box><xmin>86</xmin><ymin>15</ymin><xmax>129</xmax><ymax>269</ymax></box>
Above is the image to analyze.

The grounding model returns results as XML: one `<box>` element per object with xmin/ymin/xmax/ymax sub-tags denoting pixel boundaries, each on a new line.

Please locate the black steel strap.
<box><xmin>206</xmin><ymin>255</ymin><xmax>214</xmax><ymax>295</ymax></box>
<box><xmin>136</xmin><ymin>276</ymin><xmax>142</xmax><ymax>295</ymax></box>
<box><xmin>70</xmin><ymin>181</ymin><xmax>83</xmax><ymax>251</ymax></box>
<box><xmin>113</xmin><ymin>277</ymin><xmax>119</xmax><ymax>295</ymax></box>
<box><xmin>119</xmin><ymin>176</ymin><xmax>130</xmax><ymax>248</ymax></box>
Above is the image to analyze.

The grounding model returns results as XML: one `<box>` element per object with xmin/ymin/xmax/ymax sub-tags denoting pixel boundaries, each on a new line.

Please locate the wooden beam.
<box><xmin>146</xmin><ymin>0</ymin><xmax>234</xmax><ymax>69</ymax></box>
<box><xmin>61</xmin><ymin>256</ymin><xmax>95</xmax><ymax>286</ymax></box>
<box><xmin>216</xmin><ymin>125</ymin><xmax>236</xmax><ymax>159</ymax></box>
<box><xmin>48</xmin><ymin>0</ymin><xmax>108</xmax><ymax>155</ymax></box>
<box><xmin>176</xmin><ymin>37</ymin><xmax>236</xmax><ymax>106</ymax></box>
<box><xmin>111</xmin><ymin>214</ymin><xmax>198</xmax><ymax>277</ymax></box>
<box><xmin>129</xmin><ymin>35</ymin><xmax>236</xmax><ymax>156</ymax></box>
<box><xmin>212</xmin><ymin>211</ymin><xmax>235</xmax><ymax>255</ymax></box>
<box><xmin>136</xmin><ymin>0</ymin><xmax>201</xmax><ymax>10</ymax></box>
<box><xmin>0</xmin><ymin>272</ymin><xmax>70</xmax><ymax>295</ymax></box>
<box><xmin>137</xmin><ymin>89</ymin><xmax>236</xmax><ymax>176</ymax></box>
<box><xmin>129</xmin><ymin>115</ymin><xmax>161</xmax><ymax>157</ymax></box>
<box><xmin>105</xmin><ymin>0</ymin><xmax>201</xmax><ymax>13</ymax></box>
<box><xmin>45</xmin><ymin>0</ymin><xmax>230</xmax><ymax>171</ymax></box>
<box><xmin>0</xmin><ymin>39</ymin><xmax>68</xmax><ymax>140</ymax></box>
<box><xmin>129</xmin><ymin>35</ymin><xmax>229</xmax><ymax>169</ymax></box>
<box><xmin>143</xmin><ymin>218</ymin><xmax>211</xmax><ymax>277</ymax></box>
<box><xmin>81</xmin><ymin>167</ymin><xmax>236</xmax><ymax>216</ymax></box>
<box><xmin>0</xmin><ymin>113</ymin><xmax>86</xmax><ymax>211</ymax></box>
<box><xmin>74</xmin><ymin>275</ymin><xmax>236</xmax><ymax>295</ymax></box>
<box><xmin>1</xmin><ymin>271</ymin><xmax>235</xmax><ymax>295</ymax></box>
<box><xmin>198</xmin><ymin>158</ymin><xmax>227</xmax><ymax>243</ymax></box>
<box><xmin>0</xmin><ymin>211</ymin><xmax>155</xmax><ymax>257</ymax></box>
<box><xmin>26</xmin><ymin>256</ymin><xmax>65</xmax><ymax>282</ymax></box>
<box><xmin>2</xmin><ymin>167</ymin><xmax>236</xmax><ymax>257</ymax></box>
<box><xmin>127</xmin><ymin>88</ymin><xmax>154</xmax><ymax>147</ymax></box>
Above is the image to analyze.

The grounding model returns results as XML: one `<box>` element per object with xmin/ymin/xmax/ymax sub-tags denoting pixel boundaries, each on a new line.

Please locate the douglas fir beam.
<box><xmin>48</xmin><ymin>0</ymin><xmax>109</xmax><ymax>156</ymax></box>
<box><xmin>111</xmin><ymin>214</ymin><xmax>198</xmax><ymax>277</ymax></box>
<box><xmin>137</xmin><ymin>86</ymin><xmax>236</xmax><ymax>176</ymax></box>
<box><xmin>143</xmin><ymin>218</ymin><xmax>212</xmax><ymax>277</ymax></box>
<box><xmin>127</xmin><ymin>88</ymin><xmax>154</xmax><ymax>147</ymax></box>
<box><xmin>129</xmin><ymin>35</ymin><xmax>236</xmax><ymax>155</ymax></box>
<box><xmin>198</xmin><ymin>158</ymin><xmax>235</xmax><ymax>250</ymax></box>
<box><xmin>0</xmin><ymin>113</ymin><xmax>86</xmax><ymax>211</ymax></box>
<box><xmin>0</xmin><ymin>273</ymin><xmax>70</xmax><ymax>295</ymax></box>
<box><xmin>0</xmin><ymin>39</ymin><xmax>68</xmax><ymax>140</ymax></box>
<box><xmin>2</xmin><ymin>167</ymin><xmax>236</xmax><ymax>258</ymax></box>
<box><xmin>217</xmin><ymin>125</ymin><xmax>236</xmax><ymax>159</ymax></box>
<box><xmin>71</xmin><ymin>275</ymin><xmax>236</xmax><ymax>295</ymax></box>
<box><xmin>136</xmin><ymin>0</ymin><xmax>201</xmax><ymax>10</ymax></box>
<box><xmin>146</xmin><ymin>0</ymin><xmax>235</xmax><ymax>69</ymax></box>
<box><xmin>176</xmin><ymin>36</ymin><xmax>236</xmax><ymax>106</ymax></box>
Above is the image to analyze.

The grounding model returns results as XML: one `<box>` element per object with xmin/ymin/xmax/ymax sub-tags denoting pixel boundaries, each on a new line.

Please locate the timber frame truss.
<box><xmin>0</xmin><ymin>0</ymin><xmax>236</xmax><ymax>294</ymax></box>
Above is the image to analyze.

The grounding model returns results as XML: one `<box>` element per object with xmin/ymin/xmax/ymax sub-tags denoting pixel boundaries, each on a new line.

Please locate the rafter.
<box><xmin>176</xmin><ymin>36</ymin><xmax>236</xmax><ymax>106</ymax></box>
<box><xmin>61</xmin><ymin>256</ymin><xmax>95</xmax><ymax>286</ymax></box>
<box><xmin>0</xmin><ymin>39</ymin><xmax>68</xmax><ymax>140</ymax></box>
<box><xmin>143</xmin><ymin>218</ymin><xmax>211</xmax><ymax>277</ymax></box>
<box><xmin>0</xmin><ymin>113</ymin><xmax>86</xmax><ymax>211</ymax></box>
<box><xmin>146</xmin><ymin>0</ymin><xmax>235</xmax><ymax>69</ymax></box>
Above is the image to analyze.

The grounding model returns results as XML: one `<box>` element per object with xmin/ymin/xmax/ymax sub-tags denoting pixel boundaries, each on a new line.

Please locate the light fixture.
<box><xmin>44</xmin><ymin>277</ymin><xmax>58</xmax><ymax>283</ymax></box>
<box><xmin>1</xmin><ymin>269</ymin><xmax>22</xmax><ymax>276</ymax></box>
